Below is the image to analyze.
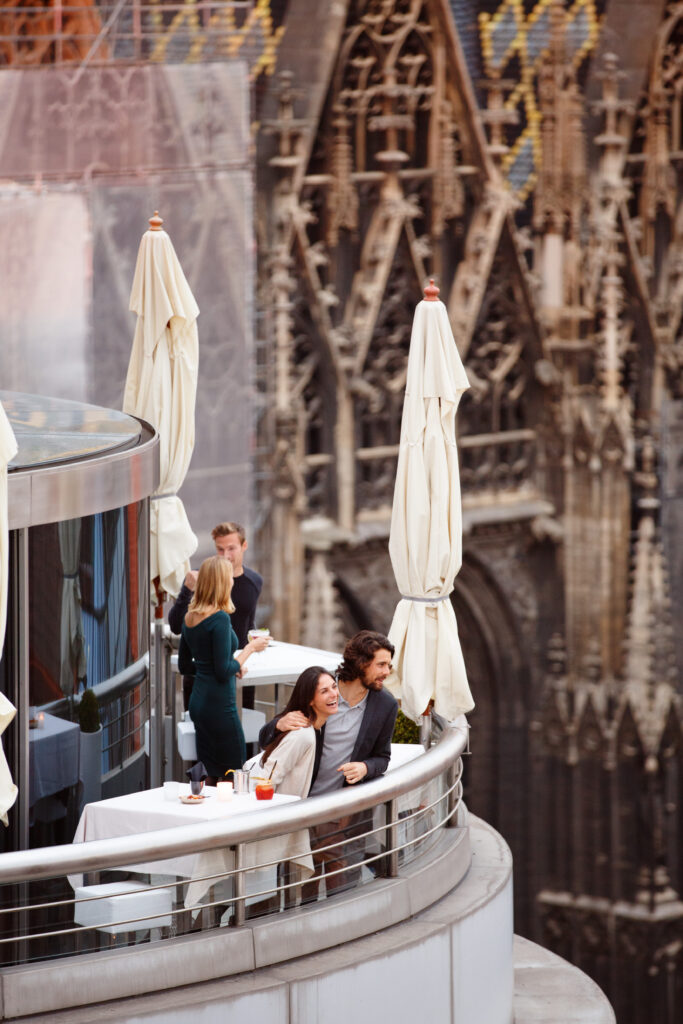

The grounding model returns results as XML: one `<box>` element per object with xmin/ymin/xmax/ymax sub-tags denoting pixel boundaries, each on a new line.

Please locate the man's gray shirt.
<box><xmin>309</xmin><ymin>691</ymin><xmax>368</xmax><ymax>796</ymax></box>
<box><xmin>258</xmin><ymin>686</ymin><xmax>398</xmax><ymax>791</ymax></box>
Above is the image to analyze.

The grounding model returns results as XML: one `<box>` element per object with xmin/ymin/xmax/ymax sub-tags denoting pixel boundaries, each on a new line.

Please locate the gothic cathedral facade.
<box><xmin>256</xmin><ymin>3</ymin><xmax>683</xmax><ymax>1021</ymax></box>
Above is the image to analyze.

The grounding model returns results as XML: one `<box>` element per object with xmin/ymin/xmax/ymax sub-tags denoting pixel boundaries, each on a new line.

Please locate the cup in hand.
<box><xmin>248</xmin><ymin>628</ymin><xmax>270</xmax><ymax>648</ymax></box>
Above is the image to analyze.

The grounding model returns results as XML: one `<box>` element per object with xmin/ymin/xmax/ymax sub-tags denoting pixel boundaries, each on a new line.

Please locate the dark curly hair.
<box><xmin>260</xmin><ymin>665</ymin><xmax>334</xmax><ymax>765</ymax></box>
<box><xmin>336</xmin><ymin>630</ymin><xmax>395</xmax><ymax>683</ymax></box>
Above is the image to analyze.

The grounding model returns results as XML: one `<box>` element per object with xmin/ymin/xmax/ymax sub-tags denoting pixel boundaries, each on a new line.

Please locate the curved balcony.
<box><xmin>0</xmin><ymin>725</ymin><xmax>473</xmax><ymax>1007</ymax></box>
<box><xmin>0</xmin><ymin>717</ymin><xmax>616</xmax><ymax>1024</ymax></box>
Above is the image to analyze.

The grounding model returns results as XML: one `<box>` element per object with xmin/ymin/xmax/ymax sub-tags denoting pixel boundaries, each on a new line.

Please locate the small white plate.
<box><xmin>179</xmin><ymin>793</ymin><xmax>209</xmax><ymax>804</ymax></box>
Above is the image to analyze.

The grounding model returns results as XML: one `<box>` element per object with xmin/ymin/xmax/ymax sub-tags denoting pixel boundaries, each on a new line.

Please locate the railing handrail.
<box><xmin>0</xmin><ymin>720</ymin><xmax>468</xmax><ymax>884</ymax></box>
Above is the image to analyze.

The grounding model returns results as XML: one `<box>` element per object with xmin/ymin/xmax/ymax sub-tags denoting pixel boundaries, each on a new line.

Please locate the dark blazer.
<box><xmin>258</xmin><ymin>687</ymin><xmax>399</xmax><ymax>789</ymax></box>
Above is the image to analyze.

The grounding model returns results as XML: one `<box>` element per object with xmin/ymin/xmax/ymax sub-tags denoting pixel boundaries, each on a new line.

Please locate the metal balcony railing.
<box><xmin>0</xmin><ymin>719</ymin><xmax>468</xmax><ymax>979</ymax></box>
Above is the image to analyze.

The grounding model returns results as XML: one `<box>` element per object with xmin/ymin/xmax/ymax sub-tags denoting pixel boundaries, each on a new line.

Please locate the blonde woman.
<box><xmin>178</xmin><ymin>556</ymin><xmax>259</xmax><ymax>782</ymax></box>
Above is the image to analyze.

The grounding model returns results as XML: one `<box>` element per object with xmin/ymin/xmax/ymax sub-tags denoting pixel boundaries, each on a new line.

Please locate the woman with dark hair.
<box><xmin>248</xmin><ymin>666</ymin><xmax>338</xmax><ymax>797</ymax></box>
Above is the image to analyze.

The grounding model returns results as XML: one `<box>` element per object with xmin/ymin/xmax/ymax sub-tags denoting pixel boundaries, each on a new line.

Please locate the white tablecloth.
<box><xmin>378</xmin><ymin>744</ymin><xmax>439</xmax><ymax>849</ymax></box>
<box><xmin>387</xmin><ymin>743</ymin><xmax>423</xmax><ymax>772</ymax></box>
<box><xmin>380</xmin><ymin>744</ymin><xmax>426</xmax><ymax>822</ymax></box>
<box><xmin>72</xmin><ymin>747</ymin><xmax>427</xmax><ymax>908</ymax></box>
<box><xmin>171</xmin><ymin>640</ymin><xmax>341</xmax><ymax>688</ymax></box>
<box><xmin>72</xmin><ymin>786</ymin><xmax>313</xmax><ymax>908</ymax></box>
<box><xmin>29</xmin><ymin>713</ymin><xmax>80</xmax><ymax>806</ymax></box>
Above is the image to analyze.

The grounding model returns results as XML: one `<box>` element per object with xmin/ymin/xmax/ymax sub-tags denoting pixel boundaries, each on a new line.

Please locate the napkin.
<box><xmin>185</xmin><ymin>762</ymin><xmax>207</xmax><ymax>783</ymax></box>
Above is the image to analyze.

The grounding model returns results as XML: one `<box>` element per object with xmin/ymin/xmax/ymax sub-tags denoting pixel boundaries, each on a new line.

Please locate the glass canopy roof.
<box><xmin>1</xmin><ymin>391</ymin><xmax>142</xmax><ymax>470</ymax></box>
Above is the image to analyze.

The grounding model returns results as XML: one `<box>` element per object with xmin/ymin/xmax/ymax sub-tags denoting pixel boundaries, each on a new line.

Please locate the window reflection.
<box><xmin>80</xmin><ymin>509</ymin><xmax>129</xmax><ymax>689</ymax></box>
<box><xmin>29</xmin><ymin>504</ymin><xmax>148</xmax><ymax>702</ymax></box>
<box><xmin>101</xmin><ymin>681</ymin><xmax>146</xmax><ymax>775</ymax></box>
<box><xmin>26</xmin><ymin>502</ymin><xmax>149</xmax><ymax>835</ymax></box>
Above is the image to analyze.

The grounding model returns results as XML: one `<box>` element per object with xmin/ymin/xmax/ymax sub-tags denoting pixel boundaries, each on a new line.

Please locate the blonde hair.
<box><xmin>211</xmin><ymin>521</ymin><xmax>246</xmax><ymax>544</ymax></box>
<box><xmin>188</xmin><ymin>556</ymin><xmax>235</xmax><ymax>615</ymax></box>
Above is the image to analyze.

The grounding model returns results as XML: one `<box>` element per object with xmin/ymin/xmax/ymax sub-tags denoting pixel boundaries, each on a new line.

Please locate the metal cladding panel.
<box><xmin>0</xmin><ymin>191</ymin><xmax>89</xmax><ymax>404</ymax></box>
<box><xmin>0</xmin><ymin>64</ymin><xmax>249</xmax><ymax>179</ymax></box>
<box><xmin>0</xmin><ymin>61</ymin><xmax>254</xmax><ymax>546</ymax></box>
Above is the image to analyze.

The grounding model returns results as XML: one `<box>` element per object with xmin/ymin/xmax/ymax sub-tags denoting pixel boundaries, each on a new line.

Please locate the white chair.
<box><xmin>176</xmin><ymin>708</ymin><xmax>266</xmax><ymax>761</ymax></box>
<box><xmin>74</xmin><ymin>881</ymin><xmax>173</xmax><ymax>946</ymax></box>
<box><xmin>243</xmin><ymin>707</ymin><xmax>267</xmax><ymax>744</ymax></box>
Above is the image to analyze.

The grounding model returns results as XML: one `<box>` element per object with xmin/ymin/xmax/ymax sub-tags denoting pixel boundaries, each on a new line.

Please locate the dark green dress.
<box><xmin>178</xmin><ymin>611</ymin><xmax>246</xmax><ymax>777</ymax></box>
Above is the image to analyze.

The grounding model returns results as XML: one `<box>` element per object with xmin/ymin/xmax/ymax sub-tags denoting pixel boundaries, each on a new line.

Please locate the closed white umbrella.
<box><xmin>123</xmin><ymin>212</ymin><xmax>199</xmax><ymax>599</ymax></box>
<box><xmin>0</xmin><ymin>400</ymin><xmax>18</xmax><ymax>825</ymax></box>
<box><xmin>385</xmin><ymin>281</ymin><xmax>474</xmax><ymax>723</ymax></box>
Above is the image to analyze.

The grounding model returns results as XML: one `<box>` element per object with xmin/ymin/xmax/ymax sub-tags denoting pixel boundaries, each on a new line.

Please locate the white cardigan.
<box><xmin>243</xmin><ymin>727</ymin><xmax>318</xmax><ymax>876</ymax></box>
<box><xmin>246</xmin><ymin>726</ymin><xmax>317</xmax><ymax>798</ymax></box>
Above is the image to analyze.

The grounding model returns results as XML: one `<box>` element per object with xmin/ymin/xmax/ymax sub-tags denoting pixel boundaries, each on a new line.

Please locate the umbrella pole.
<box><xmin>151</xmin><ymin>579</ymin><xmax>166</xmax><ymax>789</ymax></box>
<box><xmin>419</xmin><ymin>701</ymin><xmax>434</xmax><ymax>750</ymax></box>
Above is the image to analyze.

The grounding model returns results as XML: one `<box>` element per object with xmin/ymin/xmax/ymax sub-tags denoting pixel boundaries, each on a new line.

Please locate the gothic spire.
<box><xmin>623</xmin><ymin>436</ymin><xmax>679</xmax><ymax>765</ymax></box>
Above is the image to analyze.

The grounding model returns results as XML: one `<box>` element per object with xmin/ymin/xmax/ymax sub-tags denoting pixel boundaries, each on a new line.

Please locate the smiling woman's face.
<box><xmin>310</xmin><ymin>673</ymin><xmax>339</xmax><ymax>724</ymax></box>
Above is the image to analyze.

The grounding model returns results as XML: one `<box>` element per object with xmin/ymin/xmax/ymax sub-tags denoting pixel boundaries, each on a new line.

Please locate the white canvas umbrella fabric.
<box><xmin>123</xmin><ymin>217</ymin><xmax>199</xmax><ymax>599</ymax></box>
<box><xmin>0</xmin><ymin>401</ymin><xmax>18</xmax><ymax>824</ymax></box>
<box><xmin>385</xmin><ymin>290</ymin><xmax>475</xmax><ymax>723</ymax></box>
<box><xmin>0</xmin><ymin>693</ymin><xmax>16</xmax><ymax>827</ymax></box>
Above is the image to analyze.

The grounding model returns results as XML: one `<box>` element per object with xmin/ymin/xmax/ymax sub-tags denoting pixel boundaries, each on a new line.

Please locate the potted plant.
<box><xmin>78</xmin><ymin>688</ymin><xmax>103</xmax><ymax>809</ymax></box>
<box><xmin>392</xmin><ymin>709</ymin><xmax>420</xmax><ymax>744</ymax></box>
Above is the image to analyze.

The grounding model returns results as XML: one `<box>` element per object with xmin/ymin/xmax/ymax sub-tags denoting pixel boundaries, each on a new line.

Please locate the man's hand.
<box><xmin>184</xmin><ymin>570</ymin><xmax>198</xmax><ymax>591</ymax></box>
<box><xmin>337</xmin><ymin>761</ymin><xmax>368</xmax><ymax>785</ymax></box>
<box><xmin>275</xmin><ymin>711</ymin><xmax>310</xmax><ymax>733</ymax></box>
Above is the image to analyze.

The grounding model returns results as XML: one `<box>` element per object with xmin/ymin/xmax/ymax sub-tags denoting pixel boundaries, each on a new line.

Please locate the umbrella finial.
<box><xmin>149</xmin><ymin>211</ymin><xmax>163</xmax><ymax>231</ymax></box>
<box><xmin>424</xmin><ymin>278</ymin><xmax>440</xmax><ymax>301</ymax></box>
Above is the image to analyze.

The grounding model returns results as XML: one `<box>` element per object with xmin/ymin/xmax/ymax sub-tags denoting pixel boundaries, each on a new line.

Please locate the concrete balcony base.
<box><xmin>513</xmin><ymin>935</ymin><xmax>615</xmax><ymax>1024</ymax></box>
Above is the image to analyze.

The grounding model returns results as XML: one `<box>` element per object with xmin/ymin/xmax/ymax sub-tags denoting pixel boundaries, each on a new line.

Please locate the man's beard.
<box><xmin>360</xmin><ymin>670</ymin><xmax>383</xmax><ymax>691</ymax></box>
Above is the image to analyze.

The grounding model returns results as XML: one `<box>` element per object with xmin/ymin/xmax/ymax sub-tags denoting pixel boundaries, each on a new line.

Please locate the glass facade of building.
<box><xmin>1</xmin><ymin>392</ymin><xmax>158</xmax><ymax>852</ymax></box>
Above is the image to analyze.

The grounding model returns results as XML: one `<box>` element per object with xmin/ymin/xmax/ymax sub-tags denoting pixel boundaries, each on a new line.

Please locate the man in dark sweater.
<box><xmin>168</xmin><ymin>521</ymin><xmax>265</xmax><ymax>709</ymax></box>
